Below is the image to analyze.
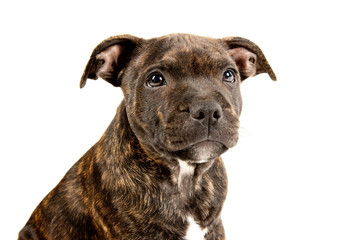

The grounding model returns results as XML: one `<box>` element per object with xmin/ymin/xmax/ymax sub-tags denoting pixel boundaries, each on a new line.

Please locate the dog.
<box><xmin>18</xmin><ymin>33</ymin><xmax>276</xmax><ymax>240</ymax></box>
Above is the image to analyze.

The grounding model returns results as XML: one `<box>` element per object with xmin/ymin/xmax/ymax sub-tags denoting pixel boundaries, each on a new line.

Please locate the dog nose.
<box><xmin>190</xmin><ymin>102</ymin><xmax>223</xmax><ymax>125</ymax></box>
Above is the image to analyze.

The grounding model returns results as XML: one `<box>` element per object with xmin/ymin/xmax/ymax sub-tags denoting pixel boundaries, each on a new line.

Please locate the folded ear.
<box><xmin>80</xmin><ymin>35</ymin><xmax>144</xmax><ymax>88</ymax></box>
<box><xmin>222</xmin><ymin>37</ymin><xmax>276</xmax><ymax>81</ymax></box>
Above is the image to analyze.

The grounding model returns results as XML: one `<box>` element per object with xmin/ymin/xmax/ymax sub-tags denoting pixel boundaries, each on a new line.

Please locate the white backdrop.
<box><xmin>1</xmin><ymin>0</ymin><xmax>359</xmax><ymax>239</ymax></box>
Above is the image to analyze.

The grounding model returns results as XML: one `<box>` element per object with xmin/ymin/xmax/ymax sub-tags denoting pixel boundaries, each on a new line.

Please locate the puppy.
<box><xmin>19</xmin><ymin>33</ymin><xmax>276</xmax><ymax>240</ymax></box>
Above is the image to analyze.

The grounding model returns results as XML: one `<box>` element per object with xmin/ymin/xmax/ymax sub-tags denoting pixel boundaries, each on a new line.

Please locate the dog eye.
<box><xmin>222</xmin><ymin>69</ymin><xmax>236</xmax><ymax>83</ymax></box>
<box><xmin>146</xmin><ymin>73</ymin><xmax>166</xmax><ymax>88</ymax></box>
<box><xmin>249</xmin><ymin>56</ymin><xmax>256</xmax><ymax>64</ymax></box>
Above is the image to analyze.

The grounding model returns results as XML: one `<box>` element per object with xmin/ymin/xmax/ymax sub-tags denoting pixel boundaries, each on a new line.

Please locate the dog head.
<box><xmin>81</xmin><ymin>34</ymin><xmax>276</xmax><ymax>162</ymax></box>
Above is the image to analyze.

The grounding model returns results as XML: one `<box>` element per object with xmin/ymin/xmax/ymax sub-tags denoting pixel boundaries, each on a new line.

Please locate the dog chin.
<box><xmin>174</xmin><ymin>140</ymin><xmax>228</xmax><ymax>162</ymax></box>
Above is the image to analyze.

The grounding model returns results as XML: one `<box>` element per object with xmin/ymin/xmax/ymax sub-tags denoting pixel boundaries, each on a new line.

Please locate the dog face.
<box><xmin>80</xmin><ymin>34</ymin><xmax>276</xmax><ymax>162</ymax></box>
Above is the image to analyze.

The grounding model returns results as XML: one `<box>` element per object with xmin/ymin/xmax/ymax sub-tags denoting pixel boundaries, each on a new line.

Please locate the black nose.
<box><xmin>189</xmin><ymin>102</ymin><xmax>223</xmax><ymax>125</ymax></box>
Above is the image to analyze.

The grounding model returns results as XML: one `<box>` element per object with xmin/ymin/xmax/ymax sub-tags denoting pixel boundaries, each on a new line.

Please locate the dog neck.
<box><xmin>174</xmin><ymin>159</ymin><xmax>215</xmax><ymax>198</ymax></box>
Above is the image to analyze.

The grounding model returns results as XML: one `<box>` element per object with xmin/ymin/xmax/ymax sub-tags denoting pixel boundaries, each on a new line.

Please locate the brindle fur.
<box><xmin>19</xmin><ymin>34</ymin><xmax>276</xmax><ymax>240</ymax></box>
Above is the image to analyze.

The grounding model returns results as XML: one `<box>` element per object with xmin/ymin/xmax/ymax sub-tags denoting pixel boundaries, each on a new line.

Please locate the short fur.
<box><xmin>19</xmin><ymin>33</ymin><xmax>276</xmax><ymax>240</ymax></box>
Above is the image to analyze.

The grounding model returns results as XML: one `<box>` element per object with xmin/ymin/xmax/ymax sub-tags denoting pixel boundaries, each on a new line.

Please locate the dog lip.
<box><xmin>177</xmin><ymin>139</ymin><xmax>227</xmax><ymax>152</ymax></box>
<box><xmin>170</xmin><ymin>139</ymin><xmax>224</xmax><ymax>151</ymax></box>
<box><xmin>190</xmin><ymin>140</ymin><xmax>223</xmax><ymax>148</ymax></box>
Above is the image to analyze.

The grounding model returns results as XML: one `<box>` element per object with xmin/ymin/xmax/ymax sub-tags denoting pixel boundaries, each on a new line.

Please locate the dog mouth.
<box><xmin>171</xmin><ymin>140</ymin><xmax>228</xmax><ymax>162</ymax></box>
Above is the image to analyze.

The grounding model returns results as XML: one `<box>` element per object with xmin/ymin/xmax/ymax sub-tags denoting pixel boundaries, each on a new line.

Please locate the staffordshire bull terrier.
<box><xmin>19</xmin><ymin>33</ymin><xmax>276</xmax><ymax>240</ymax></box>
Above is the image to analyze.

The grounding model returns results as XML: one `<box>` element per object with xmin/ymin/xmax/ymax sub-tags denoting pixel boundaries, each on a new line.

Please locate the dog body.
<box><xmin>19</xmin><ymin>34</ymin><xmax>276</xmax><ymax>240</ymax></box>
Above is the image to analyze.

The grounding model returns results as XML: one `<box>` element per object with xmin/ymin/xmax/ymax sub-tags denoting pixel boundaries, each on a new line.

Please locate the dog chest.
<box><xmin>185</xmin><ymin>216</ymin><xmax>208</xmax><ymax>240</ymax></box>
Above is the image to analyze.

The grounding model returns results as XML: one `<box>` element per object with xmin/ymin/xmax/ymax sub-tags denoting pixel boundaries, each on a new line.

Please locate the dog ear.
<box><xmin>80</xmin><ymin>35</ymin><xmax>144</xmax><ymax>88</ymax></box>
<box><xmin>222</xmin><ymin>37</ymin><xmax>276</xmax><ymax>81</ymax></box>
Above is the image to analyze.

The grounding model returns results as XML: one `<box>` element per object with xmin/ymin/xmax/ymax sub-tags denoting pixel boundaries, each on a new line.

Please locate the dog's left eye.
<box><xmin>222</xmin><ymin>69</ymin><xmax>236</xmax><ymax>83</ymax></box>
<box><xmin>146</xmin><ymin>73</ymin><xmax>166</xmax><ymax>88</ymax></box>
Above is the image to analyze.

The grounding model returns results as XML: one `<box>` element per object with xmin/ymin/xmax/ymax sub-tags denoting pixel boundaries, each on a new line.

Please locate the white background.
<box><xmin>1</xmin><ymin>0</ymin><xmax>359</xmax><ymax>239</ymax></box>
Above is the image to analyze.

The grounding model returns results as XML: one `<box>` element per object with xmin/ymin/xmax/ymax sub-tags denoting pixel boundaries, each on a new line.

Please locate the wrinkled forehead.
<box><xmin>136</xmin><ymin>34</ymin><xmax>234</xmax><ymax>77</ymax></box>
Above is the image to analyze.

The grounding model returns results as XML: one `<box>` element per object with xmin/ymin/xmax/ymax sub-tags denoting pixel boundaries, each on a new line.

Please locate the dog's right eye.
<box><xmin>222</xmin><ymin>69</ymin><xmax>236</xmax><ymax>83</ymax></box>
<box><xmin>146</xmin><ymin>73</ymin><xmax>166</xmax><ymax>88</ymax></box>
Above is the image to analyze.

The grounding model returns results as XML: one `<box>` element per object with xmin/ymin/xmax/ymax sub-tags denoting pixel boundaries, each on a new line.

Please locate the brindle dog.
<box><xmin>19</xmin><ymin>34</ymin><xmax>276</xmax><ymax>240</ymax></box>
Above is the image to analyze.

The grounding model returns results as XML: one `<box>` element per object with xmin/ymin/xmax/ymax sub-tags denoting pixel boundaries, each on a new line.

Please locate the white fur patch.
<box><xmin>185</xmin><ymin>216</ymin><xmax>207</xmax><ymax>240</ymax></box>
<box><xmin>177</xmin><ymin>161</ymin><xmax>208</xmax><ymax>239</ymax></box>
<box><xmin>178</xmin><ymin>160</ymin><xmax>195</xmax><ymax>187</ymax></box>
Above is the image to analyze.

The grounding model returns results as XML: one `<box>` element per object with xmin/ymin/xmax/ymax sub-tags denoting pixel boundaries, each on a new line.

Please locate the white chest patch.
<box><xmin>185</xmin><ymin>216</ymin><xmax>208</xmax><ymax>240</ymax></box>
<box><xmin>178</xmin><ymin>160</ymin><xmax>195</xmax><ymax>187</ymax></box>
<box><xmin>177</xmin><ymin>161</ymin><xmax>208</xmax><ymax>239</ymax></box>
